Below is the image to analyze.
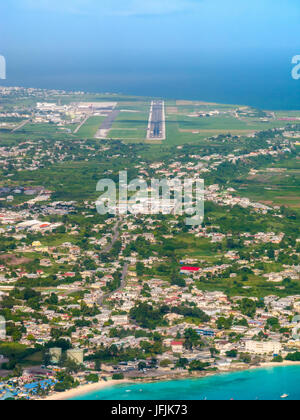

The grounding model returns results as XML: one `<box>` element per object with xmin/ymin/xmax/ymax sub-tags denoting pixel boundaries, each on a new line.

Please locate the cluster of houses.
<box><xmin>0</xmin><ymin>88</ymin><xmax>299</xmax><ymax>398</ymax></box>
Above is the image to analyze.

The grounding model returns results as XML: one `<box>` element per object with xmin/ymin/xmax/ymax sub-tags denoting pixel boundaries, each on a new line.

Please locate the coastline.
<box><xmin>43</xmin><ymin>361</ymin><xmax>300</xmax><ymax>401</ymax></box>
<box><xmin>44</xmin><ymin>380</ymin><xmax>131</xmax><ymax>401</ymax></box>
<box><xmin>257</xmin><ymin>361</ymin><xmax>300</xmax><ymax>369</ymax></box>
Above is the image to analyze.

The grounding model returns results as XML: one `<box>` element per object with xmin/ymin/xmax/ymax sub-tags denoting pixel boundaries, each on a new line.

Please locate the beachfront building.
<box><xmin>49</xmin><ymin>348</ymin><xmax>62</xmax><ymax>364</ymax></box>
<box><xmin>67</xmin><ymin>349</ymin><xmax>84</xmax><ymax>365</ymax></box>
<box><xmin>245</xmin><ymin>341</ymin><xmax>282</xmax><ymax>355</ymax></box>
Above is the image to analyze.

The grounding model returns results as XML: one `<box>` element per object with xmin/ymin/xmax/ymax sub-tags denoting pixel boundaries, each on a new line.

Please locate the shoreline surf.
<box><xmin>43</xmin><ymin>361</ymin><xmax>300</xmax><ymax>401</ymax></box>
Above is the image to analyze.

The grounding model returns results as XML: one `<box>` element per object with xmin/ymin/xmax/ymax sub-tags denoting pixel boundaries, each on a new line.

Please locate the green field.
<box><xmin>108</xmin><ymin>102</ymin><xmax>150</xmax><ymax>141</ymax></box>
<box><xmin>232</xmin><ymin>157</ymin><xmax>300</xmax><ymax>208</ymax></box>
<box><xmin>1</xmin><ymin>93</ymin><xmax>299</xmax><ymax>147</ymax></box>
<box><xmin>109</xmin><ymin>111</ymin><xmax>149</xmax><ymax>140</ymax></box>
<box><xmin>75</xmin><ymin>116</ymin><xmax>106</xmax><ymax>138</ymax></box>
<box><xmin>105</xmin><ymin>99</ymin><xmax>299</xmax><ymax>146</ymax></box>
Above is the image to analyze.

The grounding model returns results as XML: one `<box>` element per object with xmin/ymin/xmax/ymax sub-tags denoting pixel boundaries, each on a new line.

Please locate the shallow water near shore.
<box><xmin>71</xmin><ymin>365</ymin><xmax>300</xmax><ymax>401</ymax></box>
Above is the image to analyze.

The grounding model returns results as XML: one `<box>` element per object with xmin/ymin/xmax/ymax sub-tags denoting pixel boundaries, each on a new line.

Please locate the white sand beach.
<box><xmin>45</xmin><ymin>379</ymin><xmax>130</xmax><ymax>401</ymax></box>
<box><xmin>258</xmin><ymin>361</ymin><xmax>300</xmax><ymax>369</ymax></box>
<box><xmin>43</xmin><ymin>361</ymin><xmax>300</xmax><ymax>400</ymax></box>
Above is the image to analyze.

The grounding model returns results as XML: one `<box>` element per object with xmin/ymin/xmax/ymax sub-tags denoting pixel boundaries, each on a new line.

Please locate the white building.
<box><xmin>245</xmin><ymin>340</ymin><xmax>282</xmax><ymax>355</ymax></box>
<box><xmin>67</xmin><ymin>349</ymin><xmax>84</xmax><ymax>365</ymax></box>
<box><xmin>49</xmin><ymin>348</ymin><xmax>62</xmax><ymax>364</ymax></box>
<box><xmin>171</xmin><ymin>341</ymin><xmax>184</xmax><ymax>353</ymax></box>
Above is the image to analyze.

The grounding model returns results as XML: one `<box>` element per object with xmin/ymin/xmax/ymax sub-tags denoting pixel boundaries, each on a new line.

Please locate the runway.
<box><xmin>95</xmin><ymin>110</ymin><xmax>120</xmax><ymax>139</ymax></box>
<box><xmin>146</xmin><ymin>100</ymin><xmax>166</xmax><ymax>140</ymax></box>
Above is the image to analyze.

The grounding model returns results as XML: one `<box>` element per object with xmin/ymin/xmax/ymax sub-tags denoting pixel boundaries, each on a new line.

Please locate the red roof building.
<box><xmin>180</xmin><ymin>266</ymin><xmax>200</xmax><ymax>272</ymax></box>
<box><xmin>63</xmin><ymin>272</ymin><xmax>75</xmax><ymax>277</ymax></box>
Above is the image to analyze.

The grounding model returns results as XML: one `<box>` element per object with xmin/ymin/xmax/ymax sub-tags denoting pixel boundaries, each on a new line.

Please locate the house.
<box><xmin>171</xmin><ymin>341</ymin><xmax>184</xmax><ymax>353</ymax></box>
<box><xmin>180</xmin><ymin>266</ymin><xmax>200</xmax><ymax>274</ymax></box>
<box><xmin>111</xmin><ymin>315</ymin><xmax>129</xmax><ymax>326</ymax></box>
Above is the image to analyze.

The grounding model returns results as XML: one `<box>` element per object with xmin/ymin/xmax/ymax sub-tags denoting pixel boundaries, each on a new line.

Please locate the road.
<box><xmin>95</xmin><ymin>110</ymin><xmax>120</xmax><ymax>139</ymax></box>
<box><xmin>11</xmin><ymin>120</ymin><xmax>30</xmax><ymax>133</ymax></box>
<box><xmin>98</xmin><ymin>263</ymin><xmax>129</xmax><ymax>306</ymax></box>
<box><xmin>147</xmin><ymin>100</ymin><xmax>166</xmax><ymax>140</ymax></box>
<box><xmin>101</xmin><ymin>219</ymin><xmax>122</xmax><ymax>254</ymax></box>
<box><xmin>74</xmin><ymin>115</ymin><xmax>90</xmax><ymax>134</ymax></box>
<box><xmin>120</xmin><ymin>263</ymin><xmax>129</xmax><ymax>291</ymax></box>
<box><xmin>97</xmin><ymin>218</ymin><xmax>129</xmax><ymax>306</ymax></box>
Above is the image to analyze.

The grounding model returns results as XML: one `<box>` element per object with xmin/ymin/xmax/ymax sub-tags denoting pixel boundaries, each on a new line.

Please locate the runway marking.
<box><xmin>146</xmin><ymin>100</ymin><xmax>166</xmax><ymax>140</ymax></box>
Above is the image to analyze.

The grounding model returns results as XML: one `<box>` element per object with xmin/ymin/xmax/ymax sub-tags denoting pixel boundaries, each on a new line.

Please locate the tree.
<box><xmin>141</xmin><ymin>283</ymin><xmax>151</xmax><ymax>298</ymax></box>
<box><xmin>272</xmin><ymin>355</ymin><xmax>283</xmax><ymax>363</ymax></box>
<box><xmin>160</xmin><ymin>359</ymin><xmax>172</xmax><ymax>368</ymax></box>
<box><xmin>136</xmin><ymin>262</ymin><xmax>145</xmax><ymax>277</ymax></box>
<box><xmin>239</xmin><ymin>353</ymin><xmax>251</xmax><ymax>364</ymax></box>
<box><xmin>172</xmin><ymin>306</ymin><xmax>210</xmax><ymax>322</ymax></box>
<box><xmin>54</xmin><ymin>372</ymin><xmax>78</xmax><ymax>392</ymax></box>
<box><xmin>95</xmin><ymin>359</ymin><xmax>102</xmax><ymax>371</ymax></box>
<box><xmin>175</xmin><ymin>358</ymin><xmax>189</xmax><ymax>369</ymax></box>
<box><xmin>112</xmin><ymin>373</ymin><xmax>124</xmax><ymax>380</ymax></box>
<box><xmin>239</xmin><ymin>299</ymin><xmax>256</xmax><ymax>318</ymax></box>
<box><xmin>48</xmin><ymin>293</ymin><xmax>58</xmax><ymax>306</ymax></box>
<box><xmin>216</xmin><ymin>316</ymin><xmax>233</xmax><ymax>330</ymax></box>
<box><xmin>43</xmin><ymin>351</ymin><xmax>51</xmax><ymax>367</ymax></box>
<box><xmin>189</xmin><ymin>361</ymin><xmax>209</xmax><ymax>372</ymax></box>
<box><xmin>210</xmin><ymin>347</ymin><xmax>220</xmax><ymax>358</ymax></box>
<box><xmin>85</xmin><ymin>374</ymin><xmax>99</xmax><ymax>383</ymax></box>
<box><xmin>226</xmin><ymin>350</ymin><xmax>238</xmax><ymax>358</ymax></box>
<box><xmin>286</xmin><ymin>352</ymin><xmax>300</xmax><ymax>362</ymax></box>
<box><xmin>184</xmin><ymin>329</ymin><xmax>201</xmax><ymax>350</ymax></box>
<box><xmin>171</xmin><ymin>270</ymin><xmax>186</xmax><ymax>288</ymax></box>
<box><xmin>13</xmin><ymin>364</ymin><xmax>23</xmax><ymax>377</ymax></box>
<box><xmin>266</xmin><ymin>317</ymin><xmax>280</xmax><ymax>332</ymax></box>
<box><xmin>65</xmin><ymin>358</ymin><xmax>81</xmax><ymax>374</ymax></box>
<box><xmin>130</xmin><ymin>303</ymin><xmax>167</xmax><ymax>329</ymax></box>
<box><xmin>138</xmin><ymin>362</ymin><xmax>147</xmax><ymax>371</ymax></box>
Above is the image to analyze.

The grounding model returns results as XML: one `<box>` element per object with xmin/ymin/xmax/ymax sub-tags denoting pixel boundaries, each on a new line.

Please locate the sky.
<box><xmin>0</xmin><ymin>0</ymin><xmax>299</xmax><ymax>107</ymax></box>
<box><xmin>2</xmin><ymin>0</ymin><xmax>299</xmax><ymax>53</ymax></box>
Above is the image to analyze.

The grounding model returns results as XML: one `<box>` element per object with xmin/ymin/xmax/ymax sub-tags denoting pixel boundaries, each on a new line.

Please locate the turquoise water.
<box><xmin>73</xmin><ymin>366</ymin><xmax>300</xmax><ymax>401</ymax></box>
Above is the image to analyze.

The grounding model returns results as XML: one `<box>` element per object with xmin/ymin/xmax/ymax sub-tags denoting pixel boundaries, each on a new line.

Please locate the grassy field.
<box><xmin>105</xmin><ymin>100</ymin><xmax>299</xmax><ymax>146</ymax></box>
<box><xmin>163</xmin><ymin>105</ymin><xmax>296</xmax><ymax>146</ymax></box>
<box><xmin>2</xmin><ymin>93</ymin><xmax>298</xmax><ymax>146</ymax></box>
<box><xmin>165</xmin><ymin>114</ymin><xmax>213</xmax><ymax>146</ymax></box>
<box><xmin>1</xmin><ymin>93</ymin><xmax>299</xmax><ymax>148</ymax></box>
<box><xmin>232</xmin><ymin>157</ymin><xmax>300</xmax><ymax>208</ymax></box>
<box><xmin>108</xmin><ymin>102</ymin><xmax>150</xmax><ymax>140</ymax></box>
<box><xmin>274</xmin><ymin>111</ymin><xmax>300</xmax><ymax>118</ymax></box>
<box><xmin>75</xmin><ymin>116</ymin><xmax>106</xmax><ymax>138</ymax></box>
<box><xmin>109</xmin><ymin>111</ymin><xmax>149</xmax><ymax>140</ymax></box>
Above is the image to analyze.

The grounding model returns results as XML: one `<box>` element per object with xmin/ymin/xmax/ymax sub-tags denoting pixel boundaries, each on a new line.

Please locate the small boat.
<box><xmin>281</xmin><ymin>394</ymin><xmax>289</xmax><ymax>399</ymax></box>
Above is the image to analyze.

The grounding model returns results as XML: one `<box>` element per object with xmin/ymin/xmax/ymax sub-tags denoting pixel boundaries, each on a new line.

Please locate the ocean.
<box><xmin>2</xmin><ymin>49</ymin><xmax>300</xmax><ymax>110</ymax></box>
<box><xmin>72</xmin><ymin>365</ymin><xmax>300</xmax><ymax>401</ymax></box>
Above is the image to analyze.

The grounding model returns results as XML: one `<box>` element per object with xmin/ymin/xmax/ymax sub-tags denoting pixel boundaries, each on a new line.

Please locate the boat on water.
<box><xmin>281</xmin><ymin>394</ymin><xmax>289</xmax><ymax>399</ymax></box>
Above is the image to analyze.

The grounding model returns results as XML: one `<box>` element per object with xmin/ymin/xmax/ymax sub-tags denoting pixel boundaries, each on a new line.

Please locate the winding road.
<box><xmin>97</xmin><ymin>218</ymin><xmax>129</xmax><ymax>306</ymax></box>
<box><xmin>101</xmin><ymin>219</ymin><xmax>122</xmax><ymax>254</ymax></box>
<box><xmin>98</xmin><ymin>263</ymin><xmax>129</xmax><ymax>306</ymax></box>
